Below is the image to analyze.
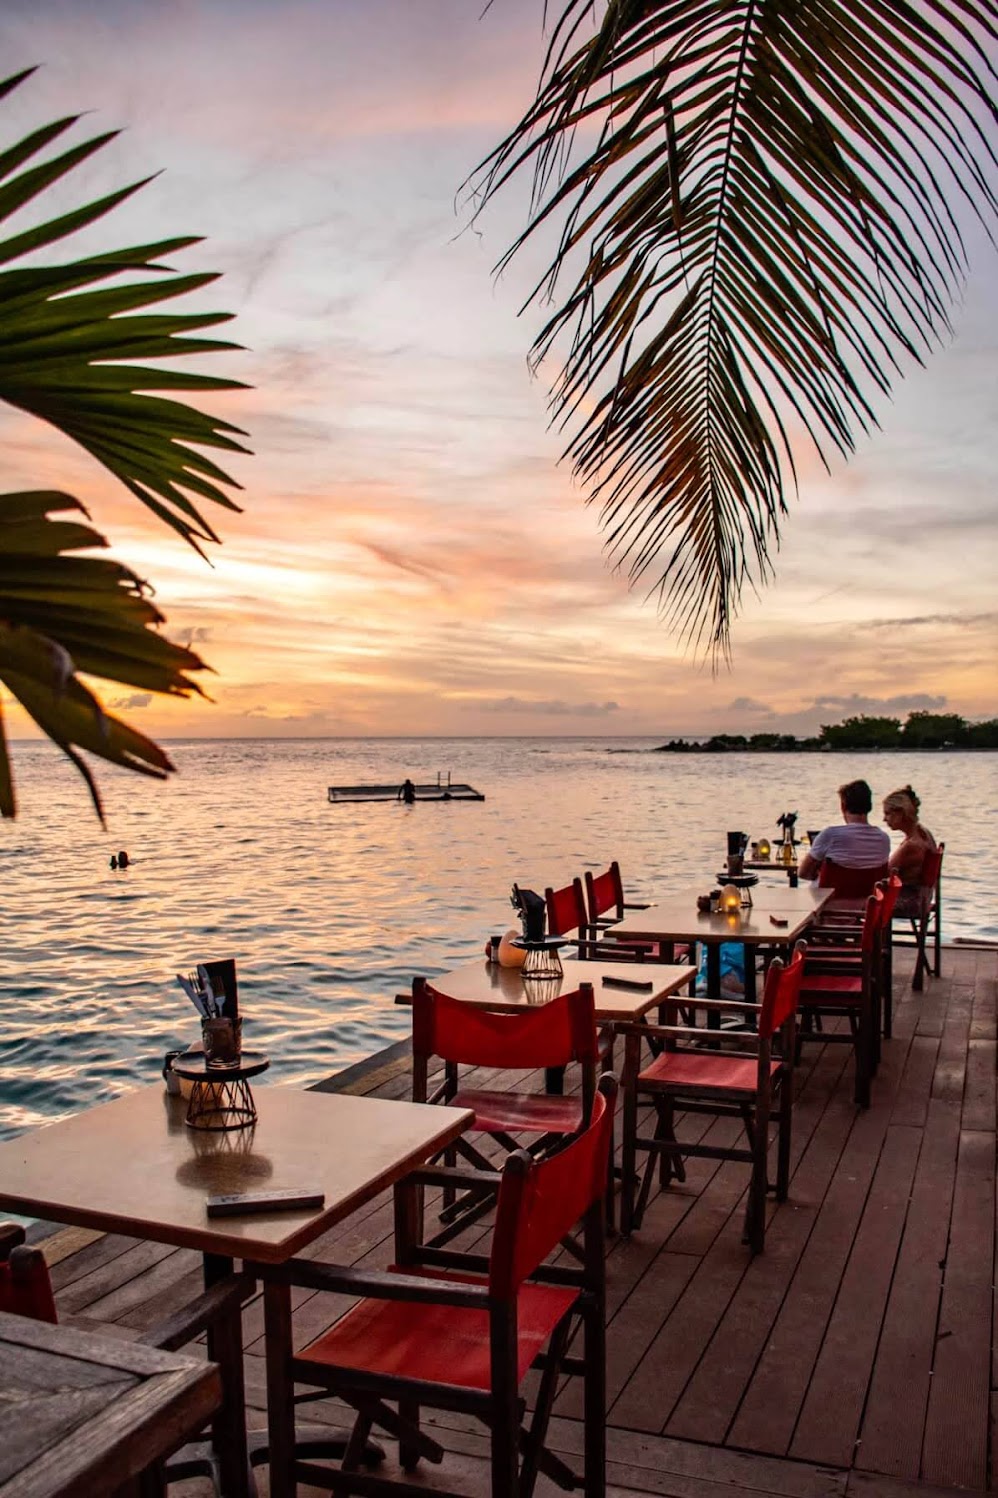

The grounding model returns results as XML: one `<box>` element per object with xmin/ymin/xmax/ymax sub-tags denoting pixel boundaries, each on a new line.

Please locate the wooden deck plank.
<box><xmin>788</xmin><ymin>1124</ymin><xmax>922</xmax><ymax>1468</ymax></box>
<box><xmin>727</xmin><ymin>1007</ymin><xmax>917</xmax><ymax>1457</ymax></box>
<box><xmin>854</xmin><ymin>1097</ymin><xmax>961</xmax><ymax>1479</ymax></box>
<box><xmin>930</xmin><ymin>988</ymin><xmax>971</xmax><ymax>1104</ymax></box>
<box><xmin>921</xmin><ymin>1128</ymin><xmax>995</xmax><ymax>1489</ymax></box>
<box><xmin>961</xmin><ymin>1038</ymin><xmax>997</xmax><ymax>1133</ymax></box>
<box><xmin>890</xmin><ymin>1034</ymin><xmax>941</xmax><ymax>1127</ymax></box>
<box><xmin>664</xmin><ymin>1046</ymin><xmax>857</xmax><ymax>1444</ymax></box>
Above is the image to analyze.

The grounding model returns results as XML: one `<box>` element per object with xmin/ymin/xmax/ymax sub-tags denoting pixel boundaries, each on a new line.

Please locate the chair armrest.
<box><xmin>139</xmin><ymin>1271</ymin><xmax>256</xmax><ymax>1352</ymax></box>
<box><xmin>403</xmin><ymin>1164</ymin><xmax>503</xmax><ymax>1192</ymax></box>
<box><xmin>618</xmin><ymin>1019</ymin><xmax>761</xmax><ymax>1045</ymax></box>
<box><xmin>0</xmin><ymin>1222</ymin><xmax>27</xmax><ymax>1260</ymax></box>
<box><xmin>623</xmin><ymin>901</ymin><xmax>651</xmax><ymax>910</ymax></box>
<box><xmin>671</xmin><ymin>996</ymin><xmax>763</xmax><ymax>1014</ymax></box>
<box><xmin>253</xmin><ymin>1258</ymin><xmax>492</xmax><ymax>1310</ymax></box>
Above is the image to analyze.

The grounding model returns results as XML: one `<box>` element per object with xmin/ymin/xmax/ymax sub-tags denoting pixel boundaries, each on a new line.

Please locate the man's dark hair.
<box><xmin>838</xmin><ymin>778</ymin><xmax>873</xmax><ymax>815</ymax></box>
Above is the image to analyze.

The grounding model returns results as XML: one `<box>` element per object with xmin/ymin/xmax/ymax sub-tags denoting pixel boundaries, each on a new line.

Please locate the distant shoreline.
<box><xmin>652</xmin><ymin>742</ymin><xmax>995</xmax><ymax>753</ymax></box>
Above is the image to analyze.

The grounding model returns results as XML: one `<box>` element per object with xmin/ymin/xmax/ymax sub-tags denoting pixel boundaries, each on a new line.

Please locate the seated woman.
<box><xmin>883</xmin><ymin>785</ymin><xmax>937</xmax><ymax>918</ymax></box>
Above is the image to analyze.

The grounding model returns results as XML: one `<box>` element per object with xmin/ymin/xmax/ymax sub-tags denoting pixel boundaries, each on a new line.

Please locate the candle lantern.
<box><xmin>758</xmin><ymin>838</ymin><xmax>771</xmax><ymax>860</ymax></box>
<box><xmin>720</xmin><ymin>884</ymin><xmax>743</xmax><ymax>914</ymax></box>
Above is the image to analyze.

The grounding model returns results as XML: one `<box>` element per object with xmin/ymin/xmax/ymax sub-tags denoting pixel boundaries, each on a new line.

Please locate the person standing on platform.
<box><xmin>398</xmin><ymin>778</ymin><xmax>416</xmax><ymax>805</ymax></box>
<box><xmin>798</xmin><ymin>778</ymin><xmax>890</xmax><ymax>881</ymax></box>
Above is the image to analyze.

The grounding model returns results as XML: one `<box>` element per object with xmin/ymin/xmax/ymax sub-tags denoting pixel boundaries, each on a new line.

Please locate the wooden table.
<box><xmin>0</xmin><ymin>1086</ymin><xmax>471</xmax><ymax>1265</ymax></box>
<box><xmin>0</xmin><ymin>1086</ymin><xmax>472</xmax><ymax>1498</ymax></box>
<box><xmin>0</xmin><ymin>1310</ymin><xmax>220</xmax><ymax>1498</ymax></box>
<box><xmin>612</xmin><ymin>886</ymin><xmax>834</xmax><ymax>1003</ymax></box>
<box><xmin>743</xmin><ymin>856</ymin><xmax>798</xmax><ymax>878</ymax></box>
<box><xmin>406</xmin><ymin>956</ymin><xmax>697</xmax><ymax>1020</ymax></box>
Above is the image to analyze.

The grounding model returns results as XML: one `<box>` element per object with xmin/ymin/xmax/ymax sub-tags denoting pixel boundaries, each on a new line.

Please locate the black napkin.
<box><xmin>510</xmin><ymin>884</ymin><xmax>547</xmax><ymax>943</ymax></box>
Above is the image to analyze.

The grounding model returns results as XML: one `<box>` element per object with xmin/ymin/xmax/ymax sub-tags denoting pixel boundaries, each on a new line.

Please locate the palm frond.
<box><xmin>0</xmin><ymin>69</ymin><xmax>250</xmax><ymax>551</ymax></box>
<box><xmin>0</xmin><ymin>490</ymin><xmax>207</xmax><ymax>821</ymax></box>
<box><xmin>471</xmin><ymin>0</ymin><xmax>998</xmax><ymax>655</ymax></box>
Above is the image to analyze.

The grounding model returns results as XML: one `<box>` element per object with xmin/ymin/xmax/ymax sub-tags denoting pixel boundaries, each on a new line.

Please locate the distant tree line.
<box><xmin>656</xmin><ymin>712</ymin><xmax>998</xmax><ymax>753</ymax></box>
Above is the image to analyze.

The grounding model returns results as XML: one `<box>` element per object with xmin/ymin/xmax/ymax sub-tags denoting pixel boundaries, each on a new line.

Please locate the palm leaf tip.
<box><xmin>470</xmin><ymin>0</ymin><xmax>998</xmax><ymax>655</ymax></box>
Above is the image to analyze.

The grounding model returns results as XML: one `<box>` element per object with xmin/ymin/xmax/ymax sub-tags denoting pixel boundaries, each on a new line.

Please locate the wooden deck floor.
<box><xmin>32</xmin><ymin>944</ymin><xmax>997</xmax><ymax>1498</ymax></box>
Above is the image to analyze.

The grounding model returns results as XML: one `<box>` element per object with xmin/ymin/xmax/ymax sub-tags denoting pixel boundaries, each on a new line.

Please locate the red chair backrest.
<box><xmin>0</xmin><ymin>1247</ymin><xmax>57</xmax><ymax>1324</ymax></box>
<box><xmin>920</xmin><ymin>842</ymin><xmax>944</xmax><ymax>891</ymax></box>
<box><xmin>490</xmin><ymin>1078</ymin><xmax>616</xmax><ymax>1298</ymax></box>
<box><xmin>585</xmin><ymin>862</ymin><xmax>624</xmax><ymax>924</ymax></box>
<box><xmin>818</xmin><ymin>860</ymin><xmax>889</xmax><ymax>898</ymax></box>
<box><xmin>879</xmin><ymin>872</ymin><xmax>903</xmax><ymax>925</ymax></box>
<box><xmin>861</xmin><ymin>887</ymin><xmax>885</xmax><ymax>954</ymax></box>
<box><xmin>412</xmin><ymin>981</ymin><xmax>598</xmax><ymax>1070</ymax></box>
<box><xmin>759</xmin><ymin>944</ymin><xmax>806</xmax><ymax>1039</ymax></box>
<box><xmin>545</xmin><ymin>877</ymin><xmax>587</xmax><ymax>938</ymax></box>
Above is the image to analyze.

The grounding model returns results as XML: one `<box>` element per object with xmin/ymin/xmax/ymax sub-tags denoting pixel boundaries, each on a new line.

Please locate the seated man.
<box><xmin>798</xmin><ymin>778</ymin><xmax>891</xmax><ymax>881</ymax></box>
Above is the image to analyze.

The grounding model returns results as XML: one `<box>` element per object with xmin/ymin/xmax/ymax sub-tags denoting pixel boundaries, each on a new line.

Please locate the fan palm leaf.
<box><xmin>0</xmin><ymin>68</ymin><xmax>248</xmax><ymax>818</ymax></box>
<box><xmin>471</xmin><ymin>0</ymin><xmax>998</xmax><ymax>654</ymax></box>
<box><xmin>0</xmin><ymin>491</ymin><xmax>207</xmax><ymax>822</ymax></box>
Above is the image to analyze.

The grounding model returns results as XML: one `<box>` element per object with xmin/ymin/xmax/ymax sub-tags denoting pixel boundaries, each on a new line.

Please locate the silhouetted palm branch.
<box><xmin>0</xmin><ymin>493</ymin><xmax>207</xmax><ymax>822</ymax></box>
<box><xmin>472</xmin><ymin>0</ymin><xmax>998</xmax><ymax>654</ymax></box>
<box><xmin>0</xmin><ymin>68</ymin><xmax>247</xmax><ymax>818</ymax></box>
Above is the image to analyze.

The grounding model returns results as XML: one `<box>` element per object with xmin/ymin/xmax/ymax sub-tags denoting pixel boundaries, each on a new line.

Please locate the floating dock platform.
<box><xmin>327</xmin><ymin>773</ymin><xmax>484</xmax><ymax>804</ymax></box>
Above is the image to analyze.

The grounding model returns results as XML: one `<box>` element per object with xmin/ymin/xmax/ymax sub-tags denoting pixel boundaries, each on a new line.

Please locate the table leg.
<box><xmin>203</xmin><ymin>1253</ymin><xmax>251</xmax><ymax>1498</ymax></box>
<box><xmin>706</xmin><ymin>944</ymin><xmax>721</xmax><ymax>1044</ymax></box>
<box><xmin>744</xmin><ymin>945</ymin><xmax>757</xmax><ymax>1004</ymax></box>
<box><xmin>264</xmin><ymin>1279</ymin><xmax>297</xmax><ymax>1498</ymax></box>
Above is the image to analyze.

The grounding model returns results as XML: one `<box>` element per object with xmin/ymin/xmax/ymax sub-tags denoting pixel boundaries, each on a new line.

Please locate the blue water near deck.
<box><xmin>1</xmin><ymin>737</ymin><xmax>994</xmax><ymax>1137</ymax></box>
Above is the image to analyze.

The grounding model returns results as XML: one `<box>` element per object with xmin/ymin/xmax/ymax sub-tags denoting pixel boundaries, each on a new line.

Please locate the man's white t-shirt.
<box><xmin>809</xmin><ymin>823</ymin><xmax>891</xmax><ymax>869</ymax></box>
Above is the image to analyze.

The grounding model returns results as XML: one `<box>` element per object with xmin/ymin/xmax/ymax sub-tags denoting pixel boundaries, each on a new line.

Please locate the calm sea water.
<box><xmin>1</xmin><ymin>737</ymin><xmax>994</xmax><ymax>1137</ymax></box>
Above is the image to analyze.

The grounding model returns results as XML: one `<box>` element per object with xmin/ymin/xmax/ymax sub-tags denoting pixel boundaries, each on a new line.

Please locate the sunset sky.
<box><xmin>1</xmin><ymin>0</ymin><xmax>995</xmax><ymax>741</ymax></box>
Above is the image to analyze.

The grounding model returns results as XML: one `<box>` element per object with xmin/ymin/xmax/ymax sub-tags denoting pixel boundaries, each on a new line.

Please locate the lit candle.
<box><xmin>758</xmin><ymin>838</ymin><xmax>771</xmax><ymax>859</ymax></box>
<box><xmin>720</xmin><ymin>884</ymin><xmax>742</xmax><ymax>914</ymax></box>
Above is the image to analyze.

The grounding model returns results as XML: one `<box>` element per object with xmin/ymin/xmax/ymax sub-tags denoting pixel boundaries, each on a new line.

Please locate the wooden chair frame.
<box><xmin>0</xmin><ymin>1222</ymin><xmax>254</xmax><ymax>1498</ymax></box>
<box><xmin>619</xmin><ymin>946</ymin><xmax>806</xmax><ymax>1254</ymax></box>
<box><xmin>254</xmin><ymin>1076</ymin><xmax>617</xmax><ymax>1498</ymax></box>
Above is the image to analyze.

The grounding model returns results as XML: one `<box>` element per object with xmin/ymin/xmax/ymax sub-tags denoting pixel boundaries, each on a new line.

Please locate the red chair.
<box><xmin>0</xmin><ymin>1221</ymin><xmax>253</xmax><ymax>1495</ymax></box>
<box><xmin>798</xmin><ymin>889</ymin><xmax>884</xmax><ymax>1107</ymax></box>
<box><xmin>584</xmin><ymin>860</ymin><xmax>682</xmax><ymax>963</ymax></box>
<box><xmin>817</xmin><ymin>859</ymin><xmax>889</xmax><ymax>899</ymax></box>
<box><xmin>585</xmin><ymin>859</ymin><xmax>651</xmax><ymax>935</ymax></box>
<box><xmin>411</xmin><ymin>978</ymin><xmax>599</xmax><ymax>1242</ymax></box>
<box><xmin>893</xmin><ymin>841</ymin><xmax>945</xmax><ymax>990</ymax></box>
<box><xmin>256</xmin><ymin>1075</ymin><xmax>617</xmax><ymax>1498</ymax></box>
<box><xmin>544</xmin><ymin>876</ymin><xmax>587</xmax><ymax>939</ymax></box>
<box><xmin>620</xmin><ymin>944</ymin><xmax>806</xmax><ymax>1253</ymax></box>
<box><xmin>806</xmin><ymin>873</ymin><xmax>901</xmax><ymax>1039</ymax></box>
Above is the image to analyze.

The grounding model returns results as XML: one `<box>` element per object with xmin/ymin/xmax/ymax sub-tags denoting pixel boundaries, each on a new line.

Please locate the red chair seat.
<box><xmin>800</xmin><ymin>974</ymin><xmax>863</xmax><ymax>1002</ymax></box>
<box><xmin>639</xmin><ymin>1050</ymin><xmax>780</xmax><ymax>1093</ymax></box>
<box><xmin>453</xmin><ymin>1088</ymin><xmax>584</xmax><ymax>1135</ymax></box>
<box><xmin>300</xmin><ymin>1273</ymin><xmax>579</xmax><ymax>1392</ymax></box>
